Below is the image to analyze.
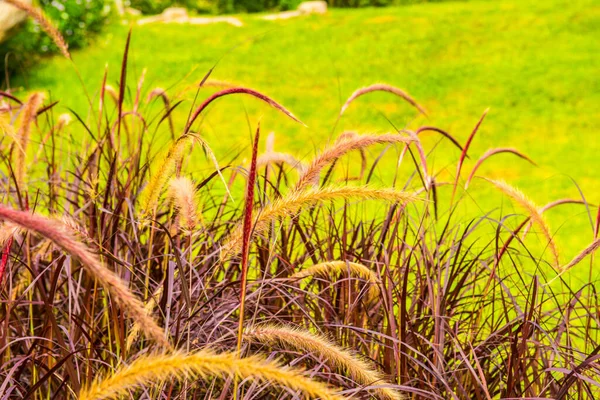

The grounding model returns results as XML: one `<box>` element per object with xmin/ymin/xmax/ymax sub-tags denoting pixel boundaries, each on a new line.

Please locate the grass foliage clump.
<box><xmin>0</xmin><ymin>14</ymin><xmax>599</xmax><ymax>400</ymax></box>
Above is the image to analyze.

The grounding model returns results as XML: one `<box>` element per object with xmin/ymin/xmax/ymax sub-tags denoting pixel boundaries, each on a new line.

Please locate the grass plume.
<box><xmin>139</xmin><ymin>136</ymin><xmax>190</xmax><ymax>218</ymax></box>
<box><xmin>14</xmin><ymin>92</ymin><xmax>45</xmax><ymax>190</ymax></box>
<box><xmin>140</xmin><ymin>134</ymin><xmax>228</xmax><ymax>218</ymax></box>
<box><xmin>168</xmin><ymin>177</ymin><xmax>202</xmax><ymax>233</ymax></box>
<box><xmin>184</xmin><ymin>87</ymin><xmax>304</xmax><ymax>135</ymax></box>
<box><xmin>79</xmin><ymin>350</ymin><xmax>345</xmax><ymax>400</ymax></box>
<box><xmin>3</xmin><ymin>0</ymin><xmax>70</xmax><ymax>59</ymax></box>
<box><xmin>560</xmin><ymin>238</ymin><xmax>600</xmax><ymax>272</ymax></box>
<box><xmin>246</xmin><ymin>325</ymin><xmax>403</xmax><ymax>400</ymax></box>
<box><xmin>290</xmin><ymin>260</ymin><xmax>380</xmax><ymax>301</ymax></box>
<box><xmin>257</xmin><ymin>151</ymin><xmax>307</xmax><ymax>174</ymax></box>
<box><xmin>294</xmin><ymin>133</ymin><xmax>413</xmax><ymax>191</ymax></box>
<box><xmin>339</xmin><ymin>83</ymin><xmax>427</xmax><ymax>116</ymax></box>
<box><xmin>485</xmin><ymin>178</ymin><xmax>560</xmax><ymax>268</ymax></box>
<box><xmin>0</xmin><ymin>206</ymin><xmax>170</xmax><ymax>348</ymax></box>
<box><xmin>221</xmin><ymin>186</ymin><xmax>420</xmax><ymax>260</ymax></box>
<box><xmin>236</xmin><ymin>126</ymin><xmax>260</xmax><ymax>355</ymax></box>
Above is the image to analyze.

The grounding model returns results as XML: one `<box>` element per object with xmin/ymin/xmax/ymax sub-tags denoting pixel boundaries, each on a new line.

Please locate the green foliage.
<box><xmin>126</xmin><ymin>0</ymin><xmax>174</xmax><ymax>14</ymax></box>
<box><xmin>126</xmin><ymin>0</ymin><xmax>400</xmax><ymax>15</ymax></box>
<box><xmin>278</xmin><ymin>0</ymin><xmax>303</xmax><ymax>11</ymax></box>
<box><xmin>328</xmin><ymin>0</ymin><xmax>393</xmax><ymax>7</ymax></box>
<box><xmin>227</xmin><ymin>0</ymin><xmax>394</xmax><ymax>12</ymax></box>
<box><xmin>125</xmin><ymin>0</ymin><xmax>232</xmax><ymax>14</ymax></box>
<box><xmin>0</xmin><ymin>0</ymin><xmax>110</xmax><ymax>76</ymax></box>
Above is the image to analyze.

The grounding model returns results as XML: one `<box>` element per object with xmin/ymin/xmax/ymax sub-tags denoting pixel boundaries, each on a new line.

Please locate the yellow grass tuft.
<box><xmin>485</xmin><ymin>179</ymin><xmax>559</xmax><ymax>268</ymax></box>
<box><xmin>14</xmin><ymin>92</ymin><xmax>45</xmax><ymax>190</ymax></box>
<box><xmin>168</xmin><ymin>177</ymin><xmax>202</xmax><ymax>233</ymax></box>
<box><xmin>79</xmin><ymin>350</ymin><xmax>345</xmax><ymax>400</ymax></box>
<box><xmin>246</xmin><ymin>325</ymin><xmax>403</xmax><ymax>400</ymax></box>
<box><xmin>220</xmin><ymin>186</ymin><xmax>420</xmax><ymax>260</ymax></box>
<box><xmin>3</xmin><ymin>0</ymin><xmax>70</xmax><ymax>59</ymax></box>
<box><xmin>291</xmin><ymin>261</ymin><xmax>381</xmax><ymax>301</ymax></box>
<box><xmin>0</xmin><ymin>206</ymin><xmax>170</xmax><ymax>349</ymax></box>
<box><xmin>294</xmin><ymin>133</ymin><xmax>413</xmax><ymax>191</ymax></box>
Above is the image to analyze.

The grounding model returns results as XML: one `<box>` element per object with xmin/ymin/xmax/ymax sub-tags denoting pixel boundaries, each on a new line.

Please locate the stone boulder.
<box><xmin>260</xmin><ymin>0</ymin><xmax>327</xmax><ymax>21</ymax></box>
<box><xmin>138</xmin><ymin>7</ymin><xmax>243</xmax><ymax>27</ymax></box>
<box><xmin>297</xmin><ymin>1</ymin><xmax>327</xmax><ymax>15</ymax></box>
<box><xmin>0</xmin><ymin>0</ymin><xmax>31</xmax><ymax>43</ymax></box>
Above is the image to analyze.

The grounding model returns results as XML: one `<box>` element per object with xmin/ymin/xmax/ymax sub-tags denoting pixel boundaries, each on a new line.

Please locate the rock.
<box><xmin>260</xmin><ymin>1</ymin><xmax>327</xmax><ymax>21</ymax></box>
<box><xmin>189</xmin><ymin>16</ymin><xmax>243</xmax><ymax>27</ymax></box>
<box><xmin>0</xmin><ymin>0</ymin><xmax>31</xmax><ymax>43</ymax></box>
<box><xmin>297</xmin><ymin>1</ymin><xmax>327</xmax><ymax>15</ymax></box>
<box><xmin>138</xmin><ymin>7</ymin><xmax>188</xmax><ymax>25</ymax></box>
<box><xmin>161</xmin><ymin>7</ymin><xmax>189</xmax><ymax>22</ymax></box>
<box><xmin>138</xmin><ymin>7</ymin><xmax>243</xmax><ymax>27</ymax></box>
<box><xmin>124</xmin><ymin>7</ymin><xmax>142</xmax><ymax>16</ymax></box>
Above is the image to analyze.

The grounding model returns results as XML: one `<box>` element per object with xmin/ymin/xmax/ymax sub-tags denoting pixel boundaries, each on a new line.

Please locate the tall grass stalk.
<box><xmin>0</xmin><ymin>206</ymin><xmax>170</xmax><ymax>348</ymax></box>
<box><xmin>14</xmin><ymin>92</ymin><xmax>44</xmax><ymax>191</ymax></box>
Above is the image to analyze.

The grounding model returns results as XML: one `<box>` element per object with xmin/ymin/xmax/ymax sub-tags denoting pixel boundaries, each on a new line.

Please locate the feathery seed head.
<box><xmin>220</xmin><ymin>186</ymin><xmax>421</xmax><ymax>261</ymax></box>
<box><xmin>291</xmin><ymin>261</ymin><xmax>381</xmax><ymax>302</ymax></box>
<box><xmin>295</xmin><ymin>133</ymin><xmax>414</xmax><ymax>191</ymax></box>
<box><xmin>14</xmin><ymin>92</ymin><xmax>45</xmax><ymax>190</ymax></box>
<box><xmin>340</xmin><ymin>83</ymin><xmax>427</xmax><ymax>116</ymax></box>
<box><xmin>246</xmin><ymin>325</ymin><xmax>403</xmax><ymax>400</ymax></box>
<box><xmin>168</xmin><ymin>176</ymin><xmax>202</xmax><ymax>233</ymax></box>
<box><xmin>80</xmin><ymin>350</ymin><xmax>345</xmax><ymax>400</ymax></box>
<box><xmin>486</xmin><ymin>178</ymin><xmax>560</xmax><ymax>268</ymax></box>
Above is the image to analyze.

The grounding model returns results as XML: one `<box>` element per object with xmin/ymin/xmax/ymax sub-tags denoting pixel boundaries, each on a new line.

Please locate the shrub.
<box><xmin>0</xmin><ymin>0</ymin><xmax>109</xmax><ymax>76</ymax></box>
<box><xmin>126</xmin><ymin>0</ymin><xmax>174</xmax><ymax>14</ymax></box>
<box><xmin>329</xmin><ymin>0</ymin><xmax>393</xmax><ymax>7</ymax></box>
<box><xmin>126</xmin><ymin>0</ymin><xmax>408</xmax><ymax>15</ymax></box>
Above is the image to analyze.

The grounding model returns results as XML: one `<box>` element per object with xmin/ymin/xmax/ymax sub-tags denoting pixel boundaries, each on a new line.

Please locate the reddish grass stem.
<box><xmin>236</xmin><ymin>124</ymin><xmax>261</xmax><ymax>353</ymax></box>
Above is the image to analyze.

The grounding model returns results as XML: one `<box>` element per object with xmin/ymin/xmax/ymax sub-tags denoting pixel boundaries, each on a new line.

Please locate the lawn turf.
<box><xmin>7</xmin><ymin>0</ymin><xmax>600</xmax><ymax>277</ymax></box>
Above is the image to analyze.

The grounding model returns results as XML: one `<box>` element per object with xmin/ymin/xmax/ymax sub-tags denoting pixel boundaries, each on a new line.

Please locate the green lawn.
<box><xmin>10</xmin><ymin>0</ymin><xmax>600</xmax><ymax>272</ymax></box>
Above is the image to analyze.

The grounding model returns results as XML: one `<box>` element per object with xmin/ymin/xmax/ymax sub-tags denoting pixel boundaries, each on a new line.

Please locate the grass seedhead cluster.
<box><xmin>0</xmin><ymin>21</ymin><xmax>598</xmax><ymax>400</ymax></box>
<box><xmin>246</xmin><ymin>325</ymin><xmax>402</xmax><ymax>400</ymax></box>
<box><xmin>80</xmin><ymin>350</ymin><xmax>344</xmax><ymax>400</ymax></box>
